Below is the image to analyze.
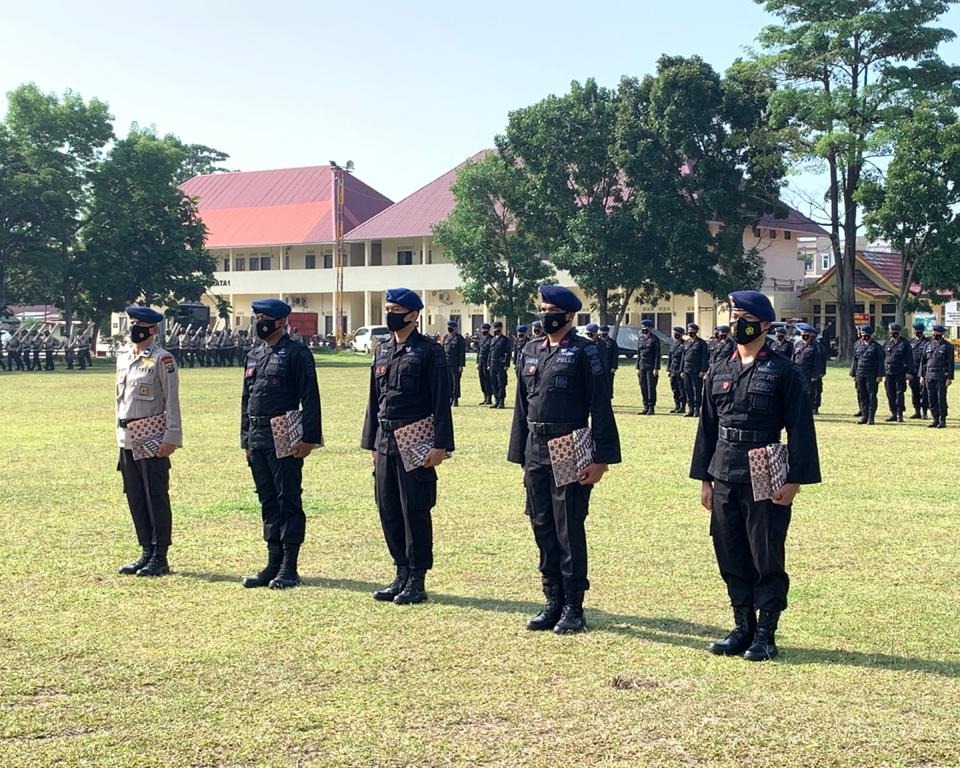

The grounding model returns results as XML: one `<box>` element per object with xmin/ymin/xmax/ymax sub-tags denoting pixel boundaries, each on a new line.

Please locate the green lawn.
<box><xmin>1</xmin><ymin>357</ymin><xmax>958</xmax><ymax>767</ymax></box>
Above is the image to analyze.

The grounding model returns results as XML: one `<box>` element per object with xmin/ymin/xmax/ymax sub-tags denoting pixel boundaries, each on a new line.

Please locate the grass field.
<box><xmin>1</xmin><ymin>355</ymin><xmax>959</xmax><ymax>768</ymax></box>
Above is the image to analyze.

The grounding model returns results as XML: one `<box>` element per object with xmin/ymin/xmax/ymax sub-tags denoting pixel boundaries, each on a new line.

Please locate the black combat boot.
<box><xmin>743</xmin><ymin>609</ymin><xmax>780</xmax><ymax>661</ymax></box>
<box><xmin>857</xmin><ymin>415</ymin><xmax>868</xmax><ymax>424</ymax></box>
<box><xmin>707</xmin><ymin>606</ymin><xmax>757</xmax><ymax>656</ymax></box>
<box><xmin>909</xmin><ymin>410</ymin><xmax>922</xmax><ymax>419</ymax></box>
<box><xmin>885</xmin><ymin>415</ymin><xmax>898</xmax><ymax>422</ymax></box>
<box><xmin>922</xmin><ymin>409</ymin><xmax>928</xmax><ymax>419</ymax></box>
<box><xmin>639</xmin><ymin>406</ymin><xmax>650</xmax><ymax>415</ymax></box>
<box><xmin>268</xmin><ymin>543</ymin><xmax>302</xmax><ymax>589</ymax></box>
<box><xmin>373</xmin><ymin>566</ymin><xmax>409</xmax><ymax>602</ymax></box>
<box><xmin>393</xmin><ymin>569</ymin><xmax>427</xmax><ymax>604</ymax></box>
<box><xmin>648</xmin><ymin>406</ymin><xmax>655</xmax><ymax>416</ymax></box>
<box><xmin>684</xmin><ymin>409</ymin><xmax>696</xmax><ymax>417</ymax></box>
<box><xmin>119</xmin><ymin>546</ymin><xmax>152</xmax><ymax>575</ymax></box>
<box><xmin>489</xmin><ymin>400</ymin><xmax>499</xmax><ymax>409</ymax></box>
<box><xmin>526</xmin><ymin>584</ymin><xmax>564</xmax><ymax>631</ymax></box>
<box><xmin>136</xmin><ymin>545</ymin><xmax>169</xmax><ymax>577</ymax></box>
<box><xmin>928</xmin><ymin>420</ymin><xmax>940</xmax><ymax>428</ymax></box>
<box><xmin>242</xmin><ymin>543</ymin><xmax>283</xmax><ymax>588</ymax></box>
<box><xmin>497</xmin><ymin>401</ymin><xmax>505</xmax><ymax>409</ymax></box>
<box><xmin>693</xmin><ymin>406</ymin><xmax>701</xmax><ymax>417</ymax></box>
<box><xmin>868</xmin><ymin>410</ymin><xmax>876</xmax><ymax>425</ymax></box>
<box><xmin>553</xmin><ymin>590</ymin><xmax>586</xmax><ymax>634</ymax></box>
<box><xmin>453</xmin><ymin>399</ymin><xmax>459</xmax><ymax>407</ymax></box>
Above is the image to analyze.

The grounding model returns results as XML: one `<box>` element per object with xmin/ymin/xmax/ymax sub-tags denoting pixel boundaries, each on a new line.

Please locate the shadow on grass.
<box><xmin>175</xmin><ymin>572</ymin><xmax>960</xmax><ymax>677</ymax></box>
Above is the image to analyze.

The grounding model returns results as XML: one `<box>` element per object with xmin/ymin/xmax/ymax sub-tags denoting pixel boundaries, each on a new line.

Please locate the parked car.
<box><xmin>352</xmin><ymin>325</ymin><xmax>390</xmax><ymax>353</ymax></box>
<box><xmin>576</xmin><ymin>325</ymin><xmax>674</xmax><ymax>360</ymax></box>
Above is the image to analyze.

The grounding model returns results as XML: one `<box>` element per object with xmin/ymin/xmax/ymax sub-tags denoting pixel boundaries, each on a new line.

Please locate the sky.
<box><xmin>3</xmin><ymin>0</ymin><xmax>960</xmax><ymax>207</ymax></box>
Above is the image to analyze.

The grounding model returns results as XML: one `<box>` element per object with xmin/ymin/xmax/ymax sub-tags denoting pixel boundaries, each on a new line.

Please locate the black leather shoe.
<box><xmin>743</xmin><ymin>610</ymin><xmax>780</xmax><ymax>661</ymax></box>
<box><xmin>393</xmin><ymin>570</ymin><xmax>427</xmax><ymax>604</ymax></box>
<box><xmin>136</xmin><ymin>547</ymin><xmax>169</xmax><ymax>577</ymax></box>
<box><xmin>242</xmin><ymin>543</ymin><xmax>283</xmax><ymax>588</ymax></box>
<box><xmin>708</xmin><ymin>606</ymin><xmax>757</xmax><ymax>656</ymax></box>
<box><xmin>928</xmin><ymin>421</ymin><xmax>940</xmax><ymax>428</ymax></box>
<box><xmin>909</xmin><ymin>412</ymin><xmax>922</xmax><ymax>419</ymax></box>
<box><xmin>119</xmin><ymin>547</ymin><xmax>152</xmax><ymax>575</ymax></box>
<box><xmin>857</xmin><ymin>417</ymin><xmax>868</xmax><ymax>424</ymax></box>
<box><xmin>373</xmin><ymin>566</ymin><xmax>409</xmax><ymax>601</ymax></box>
<box><xmin>937</xmin><ymin>422</ymin><xmax>946</xmax><ymax>429</ymax></box>
<box><xmin>268</xmin><ymin>544</ymin><xmax>302</xmax><ymax>589</ymax></box>
<box><xmin>526</xmin><ymin>585</ymin><xmax>563</xmax><ymax>631</ymax></box>
<box><xmin>885</xmin><ymin>415</ymin><xmax>898</xmax><ymax>422</ymax></box>
<box><xmin>684</xmin><ymin>410</ymin><xmax>696</xmax><ymax>417</ymax></box>
<box><xmin>553</xmin><ymin>591</ymin><xmax>586</xmax><ymax>634</ymax></box>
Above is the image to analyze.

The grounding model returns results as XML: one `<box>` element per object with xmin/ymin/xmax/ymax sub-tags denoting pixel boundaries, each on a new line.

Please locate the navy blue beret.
<box><xmin>673</xmin><ymin>326</ymin><xmax>685</xmax><ymax>333</ymax></box>
<box><xmin>251</xmin><ymin>298</ymin><xmax>292</xmax><ymax>318</ymax></box>
<box><xmin>516</xmin><ymin>325</ymin><xmax>528</xmax><ymax>333</ymax></box>
<box><xmin>447</xmin><ymin>320</ymin><xmax>457</xmax><ymax>327</ymax></box>
<box><xmin>585</xmin><ymin>322</ymin><xmax>599</xmax><ymax>332</ymax></box>
<box><xmin>641</xmin><ymin>319</ymin><xmax>654</xmax><ymax>329</ymax></box>
<box><xmin>728</xmin><ymin>290</ymin><xmax>776</xmax><ymax>322</ymax></box>
<box><xmin>385</xmin><ymin>287</ymin><xmax>423</xmax><ymax>311</ymax></box>
<box><xmin>913</xmin><ymin>321</ymin><xmax>926</xmax><ymax>330</ymax></box>
<box><xmin>493</xmin><ymin>320</ymin><xmax>503</xmax><ymax>328</ymax></box>
<box><xmin>531</xmin><ymin>320</ymin><xmax>542</xmax><ymax>329</ymax></box>
<box><xmin>687</xmin><ymin>323</ymin><xmax>700</xmax><ymax>332</ymax></box>
<box><xmin>932</xmin><ymin>323</ymin><xmax>946</xmax><ymax>333</ymax></box>
<box><xmin>888</xmin><ymin>322</ymin><xmax>901</xmax><ymax>332</ymax></box>
<box><xmin>599</xmin><ymin>324</ymin><xmax>610</xmax><ymax>332</ymax></box>
<box><xmin>860</xmin><ymin>325</ymin><xmax>874</xmax><ymax>335</ymax></box>
<box><xmin>126</xmin><ymin>305</ymin><xmax>163</xmax><ymax>324</ymax></box>
<box><xmin>481</xmin><ymin>322</ymin><xmax>491</xmax><ymax>330</ymax></box>
<box><xmin>716</xmin><ymin>325</ymin><xmax>730</xmax><ymax>334</ymax></box>
<box><xmin>539</xmin><ymin>285</ymin><xmax>582</xmax><ymax>312</ymax></box>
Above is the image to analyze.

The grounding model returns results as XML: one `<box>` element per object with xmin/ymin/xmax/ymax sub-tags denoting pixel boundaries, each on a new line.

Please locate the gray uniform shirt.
<box><xmin>115</xmin><ymin>342</ymin><xmax>183</xmax><ymax>449</ymax></box>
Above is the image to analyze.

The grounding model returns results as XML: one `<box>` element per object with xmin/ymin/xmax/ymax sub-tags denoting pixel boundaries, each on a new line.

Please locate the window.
<box><xmin>577</xmin><ymin>313</ymin><xmax>591</xmax><ymax>327</ymax></box>
<box><xmin>260</xmin><ymin>256</ymin><xmax>271</xmax><ymax>271</ymax></box>
<box><xmin>323</xmin><ymin>253</ymin><xmax>333</xmax><ymax>269</ymax></box>
<box><xmin>821</xmin><ymin>252</ymin><xmax>831</xmax><ymax>270</ymax></box>
<box><xmin>641</xmin><ymin>312</ymin><xmax>655</xmax><ymax>325</ymax></box>
<box><xmin>769</xmin><ymin>229</ymin><xmax>778</xmax><ymax>239</ymax></box>
<box><xmin>249</xmin><ymin>257</ymin><xmax>259</xmax><ymax>271</ymax></box>
<box><xmin>881</xmin><ymin>304</ymin><xmax>896</xmax><ymax>315</ymax></box>
<box><xmin>752</xmin><ymin>226</ymin><xmax>762</xmax><ymax>238</ymax></box>
<box><xmin>222</xmin><ymin>258</ymin><xmax>230</xmax><ymax>272</ymax></box>
<box><xmin>449</xmin><ymin>314</ymin><xmax>461</xmax><ymax>327</ymax></box>
<box><xmin>784</xmin><ymin>230</ymin><xmax>792</xmax><ymax>240</ymax></box>
<box><xmin>305</xmin><ymin>253</ymin><xmax>316</xmax><ymax>270</ymax></box>
<box><xmin>397</xmin><ymin>249</ymin><xmax>414</xmax><ymax>266</ymax></box>
<box><xmin>686</xmin><ymin>312</ymin><xmax>695</xmax><ymax>327</ymax></box>
<box><xmin>234</xmin><ymin>257</ymin><xmax>245</xmax><ymax>272</ymax></box>
<box><xmin>283</xmin><ymin>254</ymin><xmax>289</xmax><ymax>270</ymax></box>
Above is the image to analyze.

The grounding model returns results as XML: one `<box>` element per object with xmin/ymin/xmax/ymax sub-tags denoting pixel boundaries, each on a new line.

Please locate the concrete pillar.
<box><xmin>364</xmin><ymin>291</ymin><xmax>371</xmax><ymax>326</ymax></box>
<box><xmin>364</xmin><ymin>240</ymin><xmax>371</xmax><ymax>267</ymax></box>
<box><xmin>421</xmin><ymin>238</ymin><xmax>427</xmax><ymax>265</ymax></box>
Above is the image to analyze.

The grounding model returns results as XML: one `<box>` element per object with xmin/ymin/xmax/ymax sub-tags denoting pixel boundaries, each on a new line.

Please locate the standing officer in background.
<box><xmin>531</xmin><ymin>319</ymin><xmax>544</xmax><ymax>340</ymax></box>
<box><xmin>667</xmin><ymin>326</ymin><xmax>686</xmax><ymax>413</ymax></box>
<box><xmin>883</xmin><ymin>322</ymin><xmax>914</xmax><ymax>422</ymax></box>
<box><xmin>488</xmin><ymin>320</ymin><xmax>512</xmax><ymax>409</ymax></box>
<box><xmin>362</xmin><ymin>288</ymin><xmax>454</xmax><ymax>605</ymax></box>
<box><xmin>691</xmin><ymin>290</ymin><xmax>820</xmax><ymax>662</ymax></box>
<box><xmin>909</xmin><ymin>321</ymin><xmax>930</xmax><ymax>419</ymax></box>
<box><xmin>477</xmin><ymin>322</ymin><xmax>493</xmax><ymax>405</ymax></box>
<box><xmin>769</xmin><ymin>327</ymin><xmax>794</xmax><ymax>360</ymax></box>
<box><xmin>920</xmin><ymin>323</ymin><xmax>954</xmax><ymax>428</ymax></box>
<box><xmin>509</xmin><ymin>285</ymin><xmax>621</xmax><ymax>635</ymax></box>
<box><xmin>513</xmin><ymin>325</ymin><xmax>529</xmax><ymax>378</ymax></box>
<box><xmin>708</xmin><ymin>326</ymin><xmax>734</xmax><ymax>367</ymax></box>
<box><xmin>792</xmin><ymin>324</ymin><xmax>821</xmax><ymax>412</ymax></box>
<box><xmin>115</xmin><ymin>306</ymin><xmax>183</xmax><ymax>577</ymax></box>
<box><xmin>241</xmin><ymin>299</ymin><xmax>323</xmax><ymax>590</ymax></box>
<box><xmin>442</xmin><ymin>320</ymin><xmax>466</xmax><ymax>407</ymax></box>
<box><xmin>636</xmin><ymin>319</ymin><xmax>661</xmax><ymax>415</ymax></box>
<box><xmin>598</xmin><ymin>325</ymin><xmax>619</xmax><ymax>396</ymax></box>
<box><xmin>851</xmin><ymin>325</ymin><xmax>884</xmax><ymax>425</ymax></box>
<box><xmin>682</xmin><ymin>323</ymin><xmax>710</xmax><ymax>417</ymax></box>
<box><xmin>43</xmin><ymin>330</ymin><xmax>58</xmax><ymax>370</ymax></box>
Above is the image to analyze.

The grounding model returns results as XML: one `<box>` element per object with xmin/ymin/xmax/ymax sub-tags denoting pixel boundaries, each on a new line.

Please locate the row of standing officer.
<box><xmin>166</xmin><ymin>329</ymin><xmax>255</xmax><ymax>368</ymax></box>
<box><xmin>2</xmin><ymin>329</ymin><xmax>92</xmax><ymax>371</ymax></box>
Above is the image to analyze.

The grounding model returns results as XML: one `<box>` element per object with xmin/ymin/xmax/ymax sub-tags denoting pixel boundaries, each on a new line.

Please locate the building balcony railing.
<box><xmin>211</xmin><ymin>262</ymin><xmax>462</xmax><ymax>294</ymax></box>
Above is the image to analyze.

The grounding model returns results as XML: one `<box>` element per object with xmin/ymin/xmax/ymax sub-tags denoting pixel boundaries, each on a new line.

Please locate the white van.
<box><xmin>352</xmin><ymin>326</ymin><xmax>390</xmax><ymax>353</ymax></box>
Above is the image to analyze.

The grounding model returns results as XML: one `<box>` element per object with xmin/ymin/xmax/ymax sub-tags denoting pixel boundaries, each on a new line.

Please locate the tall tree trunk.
<box><xmin>828</xmin><ymin>150</ymin><xmax>855</xmax><ymax>362</ymax></box>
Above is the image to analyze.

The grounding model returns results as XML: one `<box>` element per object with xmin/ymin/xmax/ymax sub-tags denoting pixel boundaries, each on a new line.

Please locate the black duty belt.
<box><xmin>249</xmin><ymin>414</ymin><xmax>284</xmax><ymax>425</ymax></box>
<box><xmin>379</xmin><ymin>418</ymin><xmax>423</xmax><ymax>432</ymax></box>
<box><xmin>719</xmin><ymin>426</ymin><xmax>781</xmax><ymax>444</ymax></box>
<box><xmin>527</xmin><ymin>421</ymin><xmax>587</xmax><ymax>436</ymax></box>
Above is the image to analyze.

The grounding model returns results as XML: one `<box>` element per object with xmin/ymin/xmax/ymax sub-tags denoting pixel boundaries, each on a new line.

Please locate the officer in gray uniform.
<box><xmin>115</xmin><ymin>306</ymin><xmax>183</xmax><ymax>577</ymax></box>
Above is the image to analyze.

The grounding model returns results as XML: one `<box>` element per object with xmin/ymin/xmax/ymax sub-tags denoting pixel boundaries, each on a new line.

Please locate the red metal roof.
<box><xmin>757</xmin><ymin>207</ymin><xmax>829</xmax><ymax>237</ymax></box>
<box><xmin>180</xmin><ymin>167</ymin><xmax>393</xmax><ymax>248</ymax></box>
<box><xmin>345</xmin><ymin>151</ymin><xmax>492</xmax><ymax>241</ymax></box>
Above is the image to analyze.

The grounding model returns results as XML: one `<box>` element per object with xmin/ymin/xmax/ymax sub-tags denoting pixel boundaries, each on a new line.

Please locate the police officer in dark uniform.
<box><xmin>792</xmin><ymin>324</ymin><xmax>822</xmax><ymax>412</ymax></box>
<box><xmin>513</xmin><ymin>325</ymin><xmax>529</xmax><ymax>377</ymax></box>
<box><xmin>769</xmin><ymin>328</ymin><xmax>794</xmax><ymax>360</ymax></box>
<box><xmin>708</xmin><ymin>326</ymin><xmax>735</xmax><ymax>367</ymax></box>
<box><xmin>531</xmin><ymin>319</ymin><xmax>544</xmax><ymax>340</ymax></box>
<box><xmin>241</xmin><ymin>299</ymin><xmax>323</xmax><ymax>590</ymax></box>
<box><xmin>667</xmin><ymin>326</ymin><xmax>686</xmax><ymax>413</ymax></box>
<box><xmin>920</xmin><ymin>323</ymin><xmax>954</xmax><ymax>428</ymax></box>
<box><xmin>509</xmin><ymin>285</ymin><xmax>621</xmax><ymax>635</ymax></box>
<box><xmin>636</xmin><ymin>319</ymin><xmax>661</xmax><ymax>415</ymax></box>
<box><xmin>682</xmin><ymin>323</ymin><xmax>710</xmax><ymax>417</ymax></box>
<box><xmin>850</xmin><ymin>325</ymin><xmax>884</xmax><ymax>425</ymax></box>
<box><xmin>442</xmin><ymin>320</ymin><xmax>466</xmax><ymax>407</ymax></box>
<box><xmin>883</xmin><ymin>322</ymin><xmax>914</xmax><ymax>422</ymax></box>
<box><xmin>477</xmin><ymin>323</ymin><xmax>493</xmax><ymax>405</ymax></box>
<box><xmin>599</xmin><ymin>324</ymin><xmax>619</xmax><ymax>396</ymax></box>
<box><xmin>488</xmin><ymin>320</ymin><xmax>512</xmax><ymax>409</ymax></box>
<box><xmin>691</xmin><ymin>290</ymin><xmax>820</xmax><ymax>662</ymax></box>
<box><xmin>909</xmin><ymin>321</ymin><xmax>930</xmax><ymax>419</ymax></box>
<box><xmin>362</xmin><ymin>288</ymin><xmax>454</xmax><ymax>604</ymax></box>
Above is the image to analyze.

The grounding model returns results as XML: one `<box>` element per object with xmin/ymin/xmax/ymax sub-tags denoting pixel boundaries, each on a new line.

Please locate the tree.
<box><xmin>755</xmin><ymin>0</ymin><xmax>960</xmax><ymax>359</ymax></box>
<box><xmin>860</xmin><ymin>98</ymin><xmax>960</xmax><ymax>322</ymax></box>
<box><xmin>432</xmin><ymin>153</ymin><xmax>554</xmax><ymax>328</ymax></box>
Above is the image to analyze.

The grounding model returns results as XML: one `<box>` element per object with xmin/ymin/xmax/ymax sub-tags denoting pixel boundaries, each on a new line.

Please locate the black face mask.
<box><xmin>256</xmin><ymin>318</ymin><xmax>278</xmax><ymax>340</ymax></box>
<box><xmin>673</xmin><ymin>334</ymin><xmax>682</xmax><ymax>340</ymax></box>
<box><xmin>862</xmin><ymin>335</ymin><xmax>872</xmax><ymax>342</ymax></box>
<box><xmin>733</xmin><ymin>317</ymin><xmax>764</xmax><ymax>345</ymax></box>
<box><xmin>386</xmin><ymin>312</ymin><xmax>412</xmax><ymax>332</ymax></box>
<box><xmin>891</xmin><ymin>332</ymin><xmax>899</xmax><ymax>338</ymax></box>
<box><xmin>130</xmin><ymin>325</ymin><xmax>152</xmax><ymax>344</ymax></box>
<box><xmin>538</xmin><ymin>312</ymin><xmax>568</xmax><ymax>334</ymax></box>
<box><xmin>642</xmin><ymin>329</ymin><xmax>651</xmax><ymax>335</ymax></box>
<box><xmin>494</xmin><ymin>329</ymin><xmax>502</xmax><ymax>335</ymax></box>
<box><xmin>933</xmin><ymin>333</ymin><xmax>944</xmax><ymax>341</ymax></box>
